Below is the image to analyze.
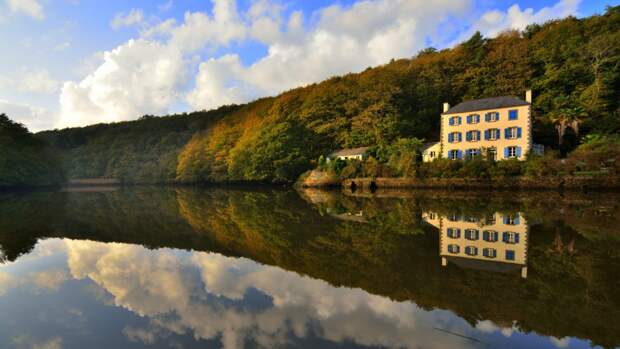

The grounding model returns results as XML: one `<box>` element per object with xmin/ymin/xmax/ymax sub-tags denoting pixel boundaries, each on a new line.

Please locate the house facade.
<box><xmin>422</xmin><ymin>211</ymin><xmax>529</xmax><ymax>278</ymax></box>
<box><xmin>424</xmin><ymin>90</ymin><xmax>543</xmax><ymax>162</ymax></box>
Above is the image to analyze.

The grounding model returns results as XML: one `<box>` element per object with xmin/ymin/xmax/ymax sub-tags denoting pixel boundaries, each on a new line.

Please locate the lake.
<box><xmin>0</xmin><ymin>187</ymin><xmax>618</xmax><ymax>349</ymax></box>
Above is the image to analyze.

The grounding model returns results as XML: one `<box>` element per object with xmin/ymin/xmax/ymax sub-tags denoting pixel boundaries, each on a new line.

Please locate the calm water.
<box><xmin>0</xmin><ymin>187</ymin><xmax>618</xmax><ymax>349</ymax></box>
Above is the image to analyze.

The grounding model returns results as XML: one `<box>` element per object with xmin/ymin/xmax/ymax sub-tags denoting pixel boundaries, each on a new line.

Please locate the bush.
<box><xmin>458</xmin><ymin>158</ymin><xmax>492</xmax><ymax>179</ymax></box>
<box><xmin>522</xmin><ymin>152</ymin><xmax>560</xmax><ymax>178</ymax></box>
<box><xmin>490</xmin><ymin>159</ymin><xmax>522</xmax><ymax>178</ymax></box>
<box><xmin>419</xmin><ymin>158</ymin><xmax>463</xmax><ymax>178</ymax></box>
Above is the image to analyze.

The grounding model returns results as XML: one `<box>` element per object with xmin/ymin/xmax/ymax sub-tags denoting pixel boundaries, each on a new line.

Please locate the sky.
<box><xmin>0</xmin><ymin>0</ymin><xmax>617</xmax><ymax>132</ymax></box>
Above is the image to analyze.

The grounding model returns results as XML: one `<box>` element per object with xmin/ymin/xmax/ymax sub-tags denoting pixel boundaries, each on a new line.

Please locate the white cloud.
<box><xmin>158</xmin><ymin>0</ymin><xmax>173</xmax><ymax>13</ymax></box>
<box><xmin>0</xmin><ymin>99</ymin><xmax>55</xmax><ymax>132</ymax></box>
<box><xmin>58</xmin><ymin>39</ymin><xmax>187</xmax><ymax>128</ymax></box>
<box><xmin>111</xmin><ymin>9</ymin><xmax>145</xmax><ymax>30</ymax></box>
<box><xmin>17</xmin><ymin>69</ymin><xmax>59</xmax><ymax>94</ymax></box>
<box><xmin>462</xmin><ymin>0</ymin><xmax>581</xmax><ymax>40</ymax></box>
<box><xmin>32</xmin><ymin>337</ymin><xmax>63</xmax><ymax>349</ymax></box>
<box><xmin>6</xmin><ymin>0</ymin><xmax>45</xmax><ymax>20</ymax></box>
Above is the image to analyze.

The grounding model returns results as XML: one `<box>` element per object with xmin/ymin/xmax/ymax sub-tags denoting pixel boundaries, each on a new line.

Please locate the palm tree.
<box><xmin>548</xmin><ymin>97</ymin><xmax>587</xmax><ymax>146</ymax></box>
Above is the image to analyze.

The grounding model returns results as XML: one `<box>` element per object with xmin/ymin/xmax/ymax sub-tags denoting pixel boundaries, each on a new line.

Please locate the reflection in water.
<box><xmin>0</xmin><ymin>187</ymin><xmax>619</xmax><ymax>348</ymax></box>
<box><xmin>423</xmin><ymin>211</ymin><xmax>529</xmax><ymax>278</ymax></box>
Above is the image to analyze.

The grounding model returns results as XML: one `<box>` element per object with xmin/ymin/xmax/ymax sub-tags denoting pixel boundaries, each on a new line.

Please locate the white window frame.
<box><xmin>506</xmin><ymin>127</ymin><xmax>518</xmax><ymax>140</ymax></box>
<box><xmin>483</xmin><ymin>230</ymin><xmax>499</xmax><ymax>242</ymax></box>
<box><xmin>504</xmin><ymin>232</ymin><xmax>518</xmax><ymax>244</ymax></box>
<box><xmin>450</xmin><ymin>116</ymin><xmax>461</xmax><ymax>126</ymax></box>
<box><xmin>507</xmin><ymin>146</ymin><xmax>517</xmax><ymax>158</ymax></box>
<box><xmin>468</xmin><ymin>114</ymin><xmax>480</xmax><ymax>124</ymax></box>
<box><xmin>488</xmin><ymin>129</ymin><xmax>499</xmax><ymax>140</ymax></box>
<box><xmin>487</xmin><ymin>112</ymin><xmax>499</xmax><ymax>122</ymax></box>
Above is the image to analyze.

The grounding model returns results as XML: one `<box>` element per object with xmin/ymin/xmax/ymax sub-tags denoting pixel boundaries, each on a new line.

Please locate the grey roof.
<box><xmin>329</xmin><ymin>146</ymin><xmax>371</xmax><ymax>157</ymax></box>
<box><xmin>421</xmin><ymin>142</ymin><xmax>440</xmax><ymax>151</ymax></box>
<box><xmin>443</xmin><ymin>96</ymin><xmax>529</xmax><ymax>115</ymax></box>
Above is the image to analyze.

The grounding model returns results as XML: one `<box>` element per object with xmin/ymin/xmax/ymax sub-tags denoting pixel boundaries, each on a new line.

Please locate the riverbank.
<box><xmin>296</xmin><ymin>169</ymin><xmax>619</xmax><ymax>191</ymax></box>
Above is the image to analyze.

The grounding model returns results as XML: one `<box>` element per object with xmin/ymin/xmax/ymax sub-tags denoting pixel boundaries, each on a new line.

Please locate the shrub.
<box><xmin>458</xmin><ymin>158</ymin><xmax>492</xmax><ymax>178</ymax></box>
<box><xmin>490</xmin><ymin>159</ymin><xmax>522</xmax><ymax>178</ymax></box>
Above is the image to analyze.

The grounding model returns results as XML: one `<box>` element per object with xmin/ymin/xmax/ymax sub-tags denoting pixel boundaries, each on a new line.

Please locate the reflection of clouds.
<box><xmin>30</xmin><ymin>269</ymin><xmax>69</xmax><ymax>292</ymax></box>
<box><xmin>475</xmin><ymin>320</ymin><xmax>515</xmax><ymax>337</ymax></box>
<box><xmin>0</xmin><ymin>271</ymin><xmax>14</xmax><ymax>295</ymax></box>
<box><xmin>550</xmin><ymin>336</ymin><xmax>570</xmax><ymax>348</ymax></box>
<box><xmin>10</xmin><ymin>336</ymin><xmax>63</xmax><ymax>349</ymax></box>
<box><xmin>64</xmin><ymin>239</ymin><xmax>476</xmax><ymax>349</ymax></box>
<box><xmin>31</xmin><ymin>337</ymin><xmax>63</xmax><ymax>349</ymax></box>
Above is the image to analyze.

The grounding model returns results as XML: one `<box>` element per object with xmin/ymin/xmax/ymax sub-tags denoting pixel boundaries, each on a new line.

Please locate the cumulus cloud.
<box><xmin>6</xmin><ymin>0</ymin><xmax>45</xmax><ymax>20</ymax></box>
<box><xmin>460</xmin><ymin>0</ymin><xmax>581</xmax><ymax>40</ymax></box>
<box><xmin>58</xmin><ymin>39</ymin><xmax>187</xmax><ymax>128</ymax></box>
<box><xmin>110</xmin><ymin>9</ymin><xmax>145</xmax><ymax>30</ymax></box>
<box><xmin>17</xmin><ymin>69</ymin><xmax>59</xmax><ymax>94</ymax></box>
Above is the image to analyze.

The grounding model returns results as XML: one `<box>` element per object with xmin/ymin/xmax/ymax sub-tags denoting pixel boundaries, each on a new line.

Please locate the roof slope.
<box><xmin>329</xmin><ymin>146</ymin><xmax>371</xmax><ymax>157</ymax></box>
<box><xmin>444</xmin><ymin>96</ymin><xmax>529</xmax><ymax>114</ymax></box>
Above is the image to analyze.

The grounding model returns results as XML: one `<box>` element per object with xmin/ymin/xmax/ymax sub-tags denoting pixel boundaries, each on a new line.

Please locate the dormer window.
<box><xmin>485</xmin><ymin>112</ymin><xmax>499</xmax><ymax>122</ymax></box>
<box><xmin>448</xmin><ymin>116</ymin><xmax>462</xmax><ymax>126</ymax></box>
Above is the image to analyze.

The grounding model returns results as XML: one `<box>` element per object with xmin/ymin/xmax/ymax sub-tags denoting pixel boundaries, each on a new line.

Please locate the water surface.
<box><xmin>0</xmin><ymin>187</ymin><xmax>618</xmax><ymax>349</ymax></box>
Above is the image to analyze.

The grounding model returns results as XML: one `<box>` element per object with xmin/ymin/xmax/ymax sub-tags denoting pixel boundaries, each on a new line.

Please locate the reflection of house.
<box><xmin>326</xmin><ymin>208</ymin><xmax>367</xmax><ymax>223</ymax></box>
<box><xmin>422</xmin><ymin>211</ymin><xmax>529</xmax><ymax>278</ymax></box>
<box><xmin>423</xmin><ymin>90</ymin><xmax>544</xmax><ymax>162</ymax></box>
<box><xmin>328</xmin><ymin>147</ymin><xmax>370</xmax><ymax>161</ymax></box>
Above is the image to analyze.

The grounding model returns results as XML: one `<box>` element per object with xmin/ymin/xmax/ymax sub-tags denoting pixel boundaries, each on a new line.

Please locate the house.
<box><xmin>422</xmin><ymin>211</ymin><xmax>529</xmax><ymax>278</ymax></box>
<box><xmin>328</xmin><ymin>146</ymin><xmax>370</xmax><ymax>161</ymax></box>
<box><xmin>422</xmin><ymin>142</ymin><xmax>441</xmax><ymax>162</ymax></box>
<box><xmin>423</xmin><ymin>90</ymin><xmax>544</xmax><ymax>162</ymax></box>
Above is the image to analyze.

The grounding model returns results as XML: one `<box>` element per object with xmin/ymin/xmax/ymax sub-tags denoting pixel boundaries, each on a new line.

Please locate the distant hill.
<box><xmin>0</xmin><ymin>114</ymin><xmax>64</xmax><ymax>188</ymax></box>
<box><xmin>36</xmin><ymin>6</ymin><xmax>620</xmax><ymax>184</ymax></box>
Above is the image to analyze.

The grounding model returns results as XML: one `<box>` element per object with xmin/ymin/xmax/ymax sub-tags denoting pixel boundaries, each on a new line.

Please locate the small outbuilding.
<box><xmin>422</xmin><ymin>142</ymin><xmax>441</xmax><ymax>162</ymax></box>
<box><xmin>328</xmin><ymin>146</ymin><xmax>371</xmax><ymax>161</ymax></box>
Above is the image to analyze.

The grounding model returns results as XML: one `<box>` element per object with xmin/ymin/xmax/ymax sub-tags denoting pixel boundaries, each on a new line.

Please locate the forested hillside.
<box><xmin>37</xmin><ymin>6</ymin><xmax>620</xmax><ymax>184</ymax></box>
<box><xmin>0</xmin><ymin>114</ymin><xmax>64</xmax><ymax>188</ymax></box>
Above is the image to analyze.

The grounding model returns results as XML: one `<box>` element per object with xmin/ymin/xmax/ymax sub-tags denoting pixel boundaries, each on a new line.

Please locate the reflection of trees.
<box><xmin>0</xmin><ymin>188</ymin><xmax>619</xmax><ymax>347</ymax></box>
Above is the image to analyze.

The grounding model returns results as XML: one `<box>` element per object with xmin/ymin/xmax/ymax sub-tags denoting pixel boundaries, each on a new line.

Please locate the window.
<box><xmin>506</xmin><ymin>250</ymin><xmax>515</xmax><ymax>261</ymax></box>
<box><xmin>505</xmin><ymin>146</ymin><xmax>521</xmax><ymax>159</ymax></box>
<box><xmin>448</xmin><ymin>244</ymin><xmax>460</xmax><ymax>254</ymax></box>
<box><xmin>466</xmin><ymin>148</ymin><xmax>480</xmax><ymax>159</ymax></box>
<box><xmin>449</xmin><ymin>116</ymin><xmax>462</xmax><ymax>126</ymax></box>
<box><xmin>505</xmin><ymin>127</ymin><xmax>522</xmax><ymax>139</ymax></box>
<box><xmin>447</xmin><ymin>228</ymin><xmax>461</xmax><ymax>239</ymax></box>
<box><xmin>465</xmin><ymin>246</ymin><xmax>478</xmax><ymax>256</ymax></box>
<box><xmin>483</xmin><ymin>248</ymin><xmax>497</xmax><ymax>258</ymax></box>
<box><xmin>430</xmin><ymin>151</ymin><xmax>436</xmax><ymax>158</ymax></box>
<box><xmin>448</xmin><ymin>214</ymin><xmax>459</xmax><ymax>222</ymax></box>
<box><xmin>483</xmin><ymin>230</ymin><xmax>499</xmax><ymax>242</ymax></box>
<box><xmin>465</xmin><ymin>229</ymin><xmax>479</xmax><ymax>240</ymax></box>
<box><xmin>448</xmin><ymin>132</ymin><xmax>462</xmax><ymax>143</ymax></box>
<box><xmin>428</xmin><ymin>213</ymin><xmax>435</xmax><ymax>220</ymax></box>
<box><xmin>503</xmin><ymin>215</ymin><xmax>520</xmax><ymax>225</ymax></box>
<box><xmin>509</xmin><ymin>110</ymin><xmax>518</xmax><ymax>120</ymax></box>
<box><xmin>502</xmin><ymin>232</ymin><xmax>520</xmax><ymax>244</ymax></box>
<box><xmin>485</xmin><ymin>112</ymin><xmax>499</xmax><ymax>122</ymax></box>
<box><xmin>485</xmin><ymin>214</ymin><xmax>496</xmax><ymax>225</ymax></box>
<box><xmin>467</xmin><ymin>114</ymin><xmax>480</xmax><ymax>124</ymax></box>
<box><xmin>485</xmin><ymin>128</ymin><xmax>500</xmax><ymax>141</ymax></box>
<box><xmin>465</xmin><ymin>216</ymin><xmax>478</xmax><ymax>223</ymax></box>
<box><xmin>466</xmin><ymin>131</ymin><xmax>481</xmax><ymax>142</ymax></box>
<box><xmin>448</xmin><ymin>150</ymin><xmax>462</xmax><ymax>160</ymax></box>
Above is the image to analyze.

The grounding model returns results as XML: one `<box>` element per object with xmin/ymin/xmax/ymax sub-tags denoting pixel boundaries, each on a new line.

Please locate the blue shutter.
<box><xmin>458</xmin><ymin>117</ymin><xmax>461</xmax><ymax>125</ymax></box>
<box><xmin>456</xmin><ymin>150</ymin><xmax>462</xmax><ymax>160</ymax></box>
<box><xmin>504</xmin><ymin>147</ymin><xmax>509</xmax><ymax>158</ymax></box>
<box><xmin>505</xmin><ymin>128</ymin><xmax>510</xmax><ymax>139</ymax></box>
<box><xmin>456</xmin><ymin>133</ymin><xmax>461</xmax><ymax>142</ymax></box>
<box><xmin>483</xmin><ymin>231</ymin><xmax>489</xmax><ymax>241</ymax></box>
<box><xmin>516</xmin><ymin>146</ymin><xmax>522</xmax><ymax>158</ymax></box>
<box><xmin>476</xmin><ymin>115</ymin><xmax>480</xmax><ymax>123</ymax></box>
<box><xmin>449</xmin><ymin>118</ymin><xmax>454</xmax><ymax>126</ymax></box>
<box><xmin>515</xmin><ymin>233</ymin><xmax>520</xmax><ymax>243</ymax></box>
<box><xmin>496</xmin><ymin>113</ymin><xmax>499</xmax><ymax>121</ymax></box>
<box><xmin>509</xmin><ymin>110</ymin><xmax>518</xmax><ymax>120</ymax></box>
<box><xmin>467</xmin><ymin>115</ymin><xmax>472</xmax><ymax>124</ymax></box>
<box><xmin>496</xmin><ymin>129</ymin><xmax>501</xmax><ymax>139</ymax></box>
<box><xmin>476</xmin><ymin>131</ymin><xmax>481</xmax><ymax>141</ymax></box>
<box><xmin>466</xmin><ymin>132</ymin><xmax>471</xmax><ymax>141</ymax></box>
<box><xmin>517</xmin><ymin>127</ymin><xmax>522</xmax><ymax>139</ymax></box>
<box><xmin>502</xmin><ymin>232</ymin><xmax>509</xmax><ymax>242</ymax></box>
<box><xmin>485</xmin><ymin>113</ymin><xmax>490</xmax><ymax>122</ymax></box>
<box><xmin>484</xmin><ymin>130</ymin><xmax>490</xmax><ymax>140</ymax></box>
<box><xmin>448</xmin><ymin>133</ymin><xmax>453</xmax><ymax>143</ymax></box>
<box><xmin>514</xmin><ymin>216</ymin><xmax>520</xmax><ymax>225</ymax></box>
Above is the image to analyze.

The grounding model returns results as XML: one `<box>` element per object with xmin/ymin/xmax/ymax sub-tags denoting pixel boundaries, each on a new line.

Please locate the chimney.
<box><xmin>525</xmin><ymin>90</ymin><xmax>532</xmax><ymax>104</ymax></box>
<box><xmin>443</xmin><ymin>103</ymin><xmax>450</xmax><ymax>113</ymax></box>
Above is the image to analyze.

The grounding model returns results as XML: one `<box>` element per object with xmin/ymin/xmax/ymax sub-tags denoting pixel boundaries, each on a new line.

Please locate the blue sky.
<box><xmin>0</xmin><ymin>0</ymin><xmax>617</xmax><ymax>131</ymax></box>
